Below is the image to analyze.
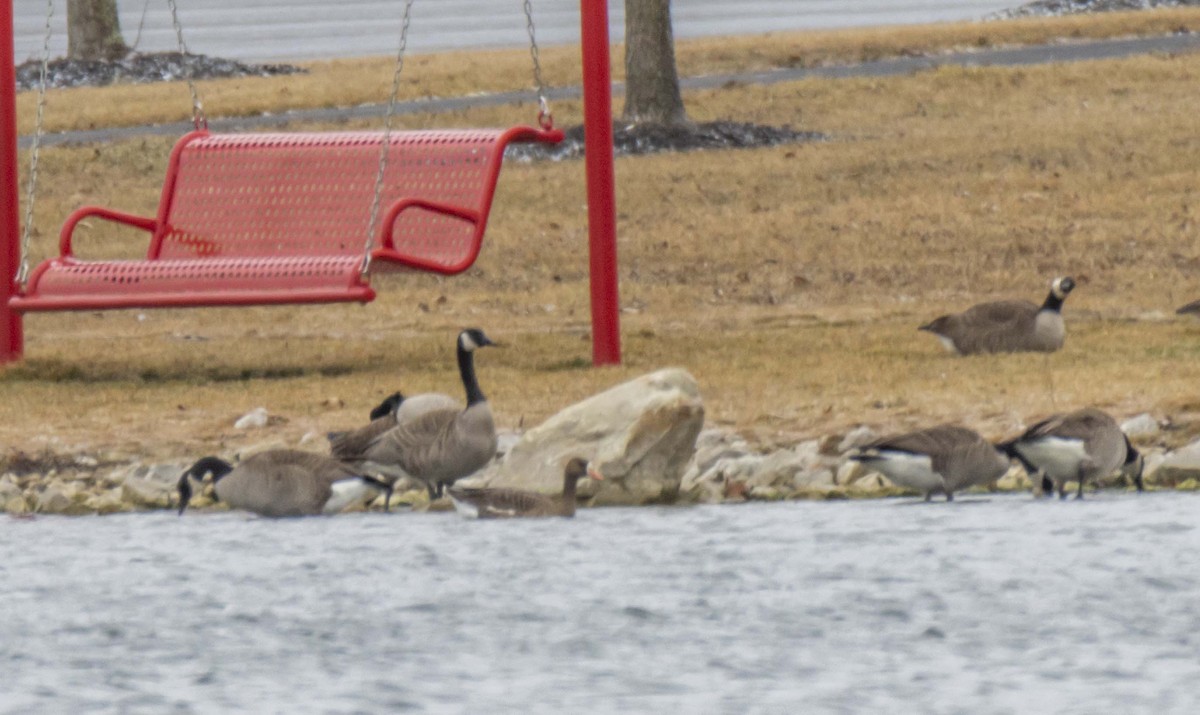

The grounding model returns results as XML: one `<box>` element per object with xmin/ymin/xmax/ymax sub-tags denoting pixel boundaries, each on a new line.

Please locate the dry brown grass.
<box><xmin>5</xmin><ymin>13</ymin><xmax>1200</xmax><ymax>465</ymax></box>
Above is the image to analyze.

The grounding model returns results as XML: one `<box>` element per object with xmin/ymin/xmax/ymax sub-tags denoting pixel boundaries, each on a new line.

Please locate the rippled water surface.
<box><xmin>4</xmin><ymin>493</ymin><xmax>1200</xmax><ymax>713</ymax></box>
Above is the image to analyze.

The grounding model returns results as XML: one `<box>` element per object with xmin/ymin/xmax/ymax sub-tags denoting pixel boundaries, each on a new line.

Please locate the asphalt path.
<box><xmin>20</xmin><ymin>32</ymin><xmax>1200</xmax><ymax>149</ymax></box>
<box><xmin>14</xmin><ymin>0</ymin><xmax>1016</xmax><ymax>64</ymax></box>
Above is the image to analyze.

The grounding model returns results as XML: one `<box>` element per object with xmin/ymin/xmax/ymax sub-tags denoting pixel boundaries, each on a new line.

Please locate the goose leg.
<box><xmin>1040</xmin><ymin>473</ymin><xmax>1054</xmax><ymax>498</ymax></box>
<box><xmin>424</xmin><ymin>481</ymin><xmax>439</xmax><ymax>501</ymax></box>
<box><xmin>945</xmin><ymin>492</ymin><xmax>954</xmax><ymax>502</ymax></box>
<box><xmin>1075</xmin><ymin>468</ymin><xmax>1086</xmax><ymax>500</ymax></box>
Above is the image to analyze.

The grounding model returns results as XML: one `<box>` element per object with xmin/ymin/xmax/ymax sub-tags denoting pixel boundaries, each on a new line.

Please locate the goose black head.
<box><xmin>369</xmin><ymin>392</ymin><xmax>405</xmax><ymax>421</ymax></box>
<box><xmin>1052</xmin><ymin>276</ymin><xmax>1075</xmax><ymax>300</ymax></box>
<box><xmin>176</xmin><ymin>456</ymin><xmax>235</xmax><ymax>515</ymax></box>
<box><xmin>458</xmin><ymin>328</ymin><xmax>497</xmax><ymax>353</ymax></box>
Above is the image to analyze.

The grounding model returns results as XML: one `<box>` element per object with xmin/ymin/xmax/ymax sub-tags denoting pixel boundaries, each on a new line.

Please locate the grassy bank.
<box><xmin>5</xmin><ymin>11</ymin><xmax>1200</xmax><ymax>466</ymax></box>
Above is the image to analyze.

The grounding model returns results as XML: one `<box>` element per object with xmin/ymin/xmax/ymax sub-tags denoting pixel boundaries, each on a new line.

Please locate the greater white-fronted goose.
<box><xmin>176</xmin><ymin>449</ymin><xmax>392</xmax><ymax>517</ymax></box>
<box><xmin>850</xmin><ymin>424</ymin><xmax>1010</xmax><ymax>502</ymax></box>
<box><xmin>919</xmin><ymin>276</ymin><xmax>1075</xmax><ymax>355</ymax></box>
<box><xmin>448</xmin><ymin>457</ymin><xmax>603</xmax><ymax>518</ymax></box>
<box><xmin>1000</xmin><ymin>407</ymin><xmax>1144</xmax><ymax>499</ymax></box>
<box><xmin>336</xmin><ymin>328</ymin><xmax>498</xmax><ymax>499</ymax></box>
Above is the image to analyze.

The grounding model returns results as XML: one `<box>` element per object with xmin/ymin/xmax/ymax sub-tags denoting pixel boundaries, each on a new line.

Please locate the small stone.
<box><xmin>234</xmin><ymin>407</ymin><xmax>270</xmax><ymax>430</ymax></box>
<box><xmin>4</xmin><ymin>495</ymin><xmax>29</xmax><ymax>514</ymax></box>
<box><xmin>121</xmin><ymin>477</ymin><xmax>172</xmax><ymax>510</ymax></box>
<box><xmin>36</xmin><ymin>485</ymin><xmax>74</xmax><ymax>514</ymax></box>
<box><xmin>838</xmin><ymin>426</ymin><xmax>878</xmax><ymax>453</ymax></box>
<box><xmin>1120</xmin><ymin>413</ymin><xmax>1160</xmax><ymax>438</ymax></box>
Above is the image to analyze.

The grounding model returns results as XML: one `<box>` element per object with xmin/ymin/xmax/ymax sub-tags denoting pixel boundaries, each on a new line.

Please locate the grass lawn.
<box><xmin>4</xmin><ymin>9</ymin><xmax>1200</xmax><ymax>466</ymax></box>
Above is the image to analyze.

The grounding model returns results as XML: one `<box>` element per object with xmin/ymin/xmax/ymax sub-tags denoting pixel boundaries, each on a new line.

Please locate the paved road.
<box><xmin>22</xmin><ymin>32</ymin><xmax>1200</xmax><ymax>148</ymax></box>
<box><xmin>14</xmin><ymin>0</ymin><xmax>1015</xmax><ymax>64</ymax></box>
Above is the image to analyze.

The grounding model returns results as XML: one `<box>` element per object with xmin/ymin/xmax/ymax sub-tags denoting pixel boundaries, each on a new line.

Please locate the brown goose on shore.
<box><xmin>334</xmin><ymin>328</ymin><xmax>498</xmax><ymax>499</ymax></box>
<box><xmin>919</xmin><ymin>276</ymin><xmax>1075</xmax><ymax>355</ymax></box>
<box><xmin>448</xmin><ymin>458</ymin><xmax>604</xmax><ymax>518</ymax></box>
<box><xmin>999</xmin><ymin>407</ymin><xmax>1144</xmax><ymax>499</ymax></box>
<box><xmin>849</xmin><ymin>424</ymin><xmax>1010</xmax><ymax>502</ymax></box>
<box><xmin>176</xmin><ymin>449</ymin><xmax>392</xmax><ymax>517</ymax></box>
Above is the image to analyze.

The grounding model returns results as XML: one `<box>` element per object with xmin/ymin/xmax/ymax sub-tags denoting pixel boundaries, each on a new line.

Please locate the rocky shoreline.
<box><xmin>3</xmin><ymin>369</ymin><xmax>1196</xmax><ymax>517</ymax></box>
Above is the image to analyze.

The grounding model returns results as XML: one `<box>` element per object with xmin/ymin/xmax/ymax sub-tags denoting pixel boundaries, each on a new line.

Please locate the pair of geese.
<box><xmin>176</xmin><ymin>328</ymin><xmax>603</xmax><ymax>519</ymax></box>
<box><xmin>864</xmin><ymin>276</ymin><xmax>1143</xmax><ymax>499</ymax></box>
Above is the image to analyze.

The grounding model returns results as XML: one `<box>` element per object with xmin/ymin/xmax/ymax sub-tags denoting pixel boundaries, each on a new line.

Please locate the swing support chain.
<box><xmin>361</xmin><ymin>0</ymin><xmax>416</xmax><ymax>281</ymax></box>
<box><xmin>523</xmin><ymin>0</ymin><xmax>554</xmax><ymax>130</ymax></box>
<box><xmin>15</xmin><ymin>0</ymin><xmax>55</xmax><ymax>290</ymax></box>
<box><xmin>166</xmin><ymin>0</ymin><xmax>207</xmax><ymax>130</ymax></box>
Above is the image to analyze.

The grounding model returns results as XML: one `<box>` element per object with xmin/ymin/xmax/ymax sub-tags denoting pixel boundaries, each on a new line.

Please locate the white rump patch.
<box><xmin>324</xmin><ymin>479</ymin><xmax>377</xmax><ymax>515</ymax></box>
<box><xmin>937</xmin><ymin>336</ymin><xmax>961</xmax><ymax>354</ymax></box>
<box><xmin>449</xmin><ymin>495</ymin><xmax>480</xmax><ymax>519</ymax></box>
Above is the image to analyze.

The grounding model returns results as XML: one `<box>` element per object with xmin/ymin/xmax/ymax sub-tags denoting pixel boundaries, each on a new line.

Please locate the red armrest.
<box><xmin>59</xmin><ymin>206</ymin><xmax>158</xmax><ymax>258</ymax></box>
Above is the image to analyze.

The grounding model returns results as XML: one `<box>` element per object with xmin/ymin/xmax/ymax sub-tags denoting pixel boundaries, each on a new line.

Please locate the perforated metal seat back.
<box><xmin>157</xmin><ymin>130</ymin><xmax>505</xmax><ymax>269</ymax></box>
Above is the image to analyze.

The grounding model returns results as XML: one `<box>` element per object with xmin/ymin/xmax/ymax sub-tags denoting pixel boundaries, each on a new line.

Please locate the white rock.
<box><xmin>838</xmin><ymin>425</ymin><xmax>879</xmax><ymax>453</ymax></box>
<box><xmin>1120</xmin><ymin>413</ymin><xmax>1160</xmax><ymax>438</ymax></box>
<box><xmin>234</xmin><ymin>407</ymin><xmax>270</xmax><ymax>430</ymax></box>
<box><xmin>481</xmin><ymin>368</ymin><xmax>705</xmax><ymax>506</ymax></box>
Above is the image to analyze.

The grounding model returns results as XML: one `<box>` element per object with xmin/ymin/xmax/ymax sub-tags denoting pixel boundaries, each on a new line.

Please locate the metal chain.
<box><xmin>522</xmin><ymin>0</ymin><xmax>553</xmax><ymax>130</ymax></box>
<box><xmin>361</xmin><ymin>0</ymin><xmax>415</xmax><ymax>279</ymax></box>
<box><xmin>166</xmin><ymin>0</ymin><xmax>207</xmax><ymax>129</ymax></box>
<box><xmin>16</xmin><ymin>0</ymin><xmax>56</xmax><ymax>288</ymax></box>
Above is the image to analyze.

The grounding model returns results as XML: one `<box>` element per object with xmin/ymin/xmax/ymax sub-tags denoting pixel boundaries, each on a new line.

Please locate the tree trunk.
<box><xmin>622</xmin><ymin>0</ymin><xmax>687</xmax><ymax>125</ymax></box>
<box><xmin>67</xmin><ymin>0</ymin><xmax>129</xmax><ymax>61</ymax></box>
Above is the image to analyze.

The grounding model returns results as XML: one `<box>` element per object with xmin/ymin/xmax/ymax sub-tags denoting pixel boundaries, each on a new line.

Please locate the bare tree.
<box><xmin>68</xmin><ymin>0</ymin><xmax>129</xmax><ymax>61</ymax></box>
<box><xmin>622</xmin><ymin>0</ymin><xmax>687</xmax><ymax>125</ymax></box>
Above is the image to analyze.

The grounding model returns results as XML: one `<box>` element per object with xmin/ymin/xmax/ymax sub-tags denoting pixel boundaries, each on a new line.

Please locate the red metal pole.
<box><xmin>579</xmin><ymin>0</ymin><xmax>621</xmax><ymax>365</ymax></box>
<box><xmin>0</xmin><ymin>0</ymin><xmax>23</xmax><ymax>363</ymax></box>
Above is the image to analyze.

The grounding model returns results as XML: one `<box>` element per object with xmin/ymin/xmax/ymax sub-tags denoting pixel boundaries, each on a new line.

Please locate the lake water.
<box><xmin>3</xmin><ymin>491</ymin><xmax>1198</xmax><ymax>713</ymax></box>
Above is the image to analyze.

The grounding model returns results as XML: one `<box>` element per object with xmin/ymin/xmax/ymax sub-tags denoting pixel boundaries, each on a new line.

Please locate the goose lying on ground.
<box><xmin>849</xmin><ymin>424</ymin><xmax>1010</xmax><ymax>502</ymax></box>
<box><xmin>177</xmin><ymin>449</ymin><xmax>392</xmax><ymax>517</ymax></box>
<box><xmin>919</xmin><ymin>276</ymin><xmax>1075</xmax><ymax>355</ymax></box>
<box><xmin>1000</xmin><ymin>407</ymin><xmax>1144</xmax><ymax>499</ymax></box>
<box><xmin>333</xmin><ymin>328</ymin><xmax>498</xmax><ymax>499</ymax></box>
<box><xmin>448</xmin><ymin>458</ymin><xmax>603</xmax><ymax>518</ymax></box>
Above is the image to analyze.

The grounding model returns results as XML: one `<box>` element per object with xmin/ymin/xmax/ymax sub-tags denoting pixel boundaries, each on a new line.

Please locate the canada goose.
<box><xmin>1000</xmin><ymin>407</ymin><xmax>1144</xmax><ymax>500</ymax></box>
<box><xmin>328</xmin><ymin>391</ymin><xmax>464</xmax><ymax>460</ymax></box>
<box><xmin>176</xmin><ymin>449</ymin><xmax>393</xmax><ymax>517</ymax></box>
<box><xmin>919</xmin><ymin>276</ymin><xmax>1076</xmax><ymax>355</ymax></box>
<box><xmin>336</xmin><ymin>328</ymin><xmax>498</xmax><ymax>499</ymax></box>
<box><xmin>447</xmin><ymin>457</ymin><xmax>604</xmax><ymax>518</ymax></box>
<box><xmin>849</xmin><ymin>424</ymin><xmax>1010</xmax><ymax>502</ymax></box>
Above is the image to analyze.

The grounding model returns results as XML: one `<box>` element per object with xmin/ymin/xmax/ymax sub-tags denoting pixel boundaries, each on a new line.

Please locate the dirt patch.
<box><xmin>15</xmin><ymin>51</ymin><xmax>304</xmax><ymax>91</ymax></box>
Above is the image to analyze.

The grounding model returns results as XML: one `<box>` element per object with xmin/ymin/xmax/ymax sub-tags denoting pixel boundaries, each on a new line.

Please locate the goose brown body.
<box><xmin>920</xmin><ymin>277</ymin><xmax>1075</xmax><ymax>355</ymax></box>
<box><xmin>448</xmin><ymin>458</ymin><xmax>602</xmax><ymax>518</ymax></box>
<box><xmin>1001</xmin><ymin>407</ymin><xmax>1144</xmax><ymax>499</ymax></box>
<box><xmin>334</xmin><ymin>329</ymin><xmax>498</xmax><ymax>499</ymax></box>
<box><xmin>851</xmin><ymin>424</ymin><xmax>1010</xmax><ymax>502</ymax></box>
<box><xmin>177</xmin><ymin>450</ymin><xmax>390</xmax><ymax>517</ymax></box>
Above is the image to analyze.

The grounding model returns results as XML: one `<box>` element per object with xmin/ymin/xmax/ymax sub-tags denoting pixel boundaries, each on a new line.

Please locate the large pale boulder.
<box><xmin>1148</xmin><ymin>440</ymin><xmax>1200</xmax><ymax>487</ymax></box>
<box><xmin>481</xmin><ymin>368</ymin><xmax>704</xmax><ymax>506</ymax></box>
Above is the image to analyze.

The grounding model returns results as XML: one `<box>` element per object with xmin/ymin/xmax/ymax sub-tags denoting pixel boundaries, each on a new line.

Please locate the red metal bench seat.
<box><xmin>11</xmin><ymin>126</ymin><xmax>563</xmax><ymax>312</ymax></box>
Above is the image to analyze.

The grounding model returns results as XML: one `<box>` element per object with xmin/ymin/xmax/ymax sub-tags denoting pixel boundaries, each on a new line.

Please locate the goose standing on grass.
<box><xmin>849</xmin><ymin>424</ymin><xmax>1010</xmax><ymax>502</ymax></box>
<box><xmin>919</xmin><ymin>276</ymin><xmax>1075</xmax><ymax>355</ymax></box>
<box><xmin>1000</xmin><ymin>408</ymin><xmax>1145</xmax><ymax>500</ymax></box>
<box><xmin>448</xmin><ymin>457</ymin><xmax>604</xmax><ymax>519</ymax></box>
<box><xmin>336</xmin><ymin>328</ymin><xmax>499</xmax><ymax>500</ymax></box>
<box><xmin>176</xmin><ymin>450</ymin><xmax>393</xmax><ymax>517</ymax></box>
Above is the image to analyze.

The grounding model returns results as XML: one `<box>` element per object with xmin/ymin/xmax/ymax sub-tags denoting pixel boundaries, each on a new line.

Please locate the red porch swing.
<box><xmin>9</xmin><ymin>0</ymin><xmax>563</xmax><ymax>312</ymax></box>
